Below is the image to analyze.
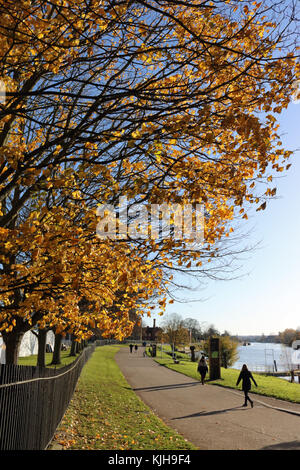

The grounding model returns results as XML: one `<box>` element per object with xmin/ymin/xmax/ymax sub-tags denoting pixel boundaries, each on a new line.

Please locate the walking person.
<box><xmin>236</xmin><ymin>364</ymin><xmax>257</xmax><ymax>408</ymax></box>
<box><xmin>197</xmin><ymin>355</ymin><xmax>208</xmax><ymax>385</ymax></box>
<box><xmin>129</xmin><ymin>344</ymin><xmax>134</xmax><ymax>353</ymax></box>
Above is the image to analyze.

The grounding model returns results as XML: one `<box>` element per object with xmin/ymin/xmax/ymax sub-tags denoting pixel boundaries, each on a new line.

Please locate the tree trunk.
<box><xmin>2</xmin><ymin>330</ymin><xmax>25</xmax><ymax>365</ymax></box>
<box><xmin>51</xmin><ymin>333</ymin><xmax>63</xmax><ymax>365</ymax></box>
<box><xmin>37</xmin><ymin>329</ymin><xmax>47</xmax><ymax>367</ymax></box>
<box><xmin>69</xmin><ymin>335</ymin><xmax>77</xmax><ymax>356</ymax></box>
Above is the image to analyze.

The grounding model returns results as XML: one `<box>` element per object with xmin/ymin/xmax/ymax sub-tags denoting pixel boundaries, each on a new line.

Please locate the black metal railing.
<box><xmin>0</xmin><ymin>344</ymin><xmax>96</xmax><ymax>450</ymax></box>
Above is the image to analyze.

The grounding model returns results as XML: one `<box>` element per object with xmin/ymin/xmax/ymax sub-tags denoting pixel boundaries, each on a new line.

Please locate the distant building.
<box><xmin>142</xmin><ymin>319</ymin><xmax>162</xmax><ymax>342</ymax></box>
<box><xmin>127</xmin><ymin>316</ymin><xmax>162</xmax><ymax>342</ymax></box>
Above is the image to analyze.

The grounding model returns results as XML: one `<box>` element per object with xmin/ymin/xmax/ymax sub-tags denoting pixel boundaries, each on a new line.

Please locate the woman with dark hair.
<box><xmin>197</xmin><ymin>355</ymin><xmax>208</xmax><ymax>385</ymax></box>
<box><xmin>236</xmin><ymin>364</ymin><xmax>258</xmax><ymax>407</ymax></box>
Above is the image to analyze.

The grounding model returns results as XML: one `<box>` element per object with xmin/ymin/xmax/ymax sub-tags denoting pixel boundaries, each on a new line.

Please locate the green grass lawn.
<box><xmin>49</xmin><ymin>345</ymin><xmax>197</xmax><ymax>450</ymax></box>
<box><xmin>153</xmin><ymin>347</ymin><xmax>300</xmax><ymax>404</ymax></box>
<box><xmin>18</xmin><ymin>349</ymin><xmax>78</xmax><ymax>368</ymax></box>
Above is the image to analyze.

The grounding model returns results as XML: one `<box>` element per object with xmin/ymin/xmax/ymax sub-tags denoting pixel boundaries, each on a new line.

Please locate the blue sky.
<box><xmin>147</xmin><ymin>101</ymin><xmax>300</xmax><ymax>336</ymax></box>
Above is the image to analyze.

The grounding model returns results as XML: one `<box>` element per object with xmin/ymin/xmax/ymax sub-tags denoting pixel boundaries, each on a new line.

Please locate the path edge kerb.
<box><xmin>151</xmin><ymin>357</ymin><xmax>300</xmax><ymax>417</ymax></box>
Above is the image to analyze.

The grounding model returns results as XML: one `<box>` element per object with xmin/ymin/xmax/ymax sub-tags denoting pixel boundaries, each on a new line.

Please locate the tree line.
<box><xmin>238</xmin><ymin>329</ymin><xmax>300</xmax><ymax>346</ymax></box>
<box><xmin>0</xmin><ymin>0</ymin><xmax>299</xmax><ymax>364</ymax></box>
<box><xmin>157</xmin><ymin>313</ymin><xmax>239</xmax><ymax>368</ymax></box>
<box><xmin>278</xmin><ymin>329</ymin><xmax>300</xmax><ymax>347</ymax></box>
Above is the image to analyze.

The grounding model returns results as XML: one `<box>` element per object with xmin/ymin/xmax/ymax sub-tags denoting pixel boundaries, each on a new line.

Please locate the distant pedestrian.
<box><xmin>236</xmin><ymin>364</ymin><xmax>257</xmax><ymax>408</ymax></box>
<box><xmin>129</xmin><ymin>344</ymin><xmax>134</xmax><ymax>353</ymax></box>
<box><xmin>134</xmin><ymin>344</ymin><xmax>138</xmax><ymax>352</ymax></box>
<box><xmin>197</xmin><ymin>355</ymin><xmax>208</xmax><ymax>385</ymax></box>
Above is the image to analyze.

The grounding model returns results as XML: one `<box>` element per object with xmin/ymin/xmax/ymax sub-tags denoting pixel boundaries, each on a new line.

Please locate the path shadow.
<box><xmin>260</xmin><ymin>440</ymin><xmax>300</xmax><ymax>450</ymax></box>
<box><xmin>132</xmin><ymin>381</ymin><xmax>200</xmax><ymax>392</ymax></box>
<box><xmin>172</xmin><ymin>406</ymin><xmax>248</xmax><ymax>420</ymax></box>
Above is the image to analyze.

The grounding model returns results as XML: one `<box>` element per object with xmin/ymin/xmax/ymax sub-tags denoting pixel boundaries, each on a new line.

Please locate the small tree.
<box><xmin>202</xmin><ymin>324</ymin><xmax>220</xmax><ymax>340</ymax></box>
<box><xmin>220</xmin><ymin>336</ymin><xmax>239</xmax><ymax>368</ymax></box>
<box><xmin>160</xmin><ymin>313</ymin><xmax>189</xmax><ymax>349</ymax></box>
<box><xmin>203</xmin><ymin>335</ymin><xmax>239</xmax><ymax>368</ymax></box>
<box><xmin>279</xmin><ymin>329</ymin><xmax>300</xmax><ymax>347</ymax></box>
<box><xmin>183</xmin><ymin>318</ymin><xmax>203</xmax><ymax>342</ymax></box>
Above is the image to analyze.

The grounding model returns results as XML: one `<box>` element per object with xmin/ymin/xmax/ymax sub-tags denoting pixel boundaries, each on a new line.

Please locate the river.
<box><xmin>232</xmin><ymin>342</ymin><xmax>299</xmax><ymax>373</ymax></box>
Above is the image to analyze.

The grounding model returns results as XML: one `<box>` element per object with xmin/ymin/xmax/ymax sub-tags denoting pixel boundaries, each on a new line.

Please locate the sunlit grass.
<box><xmin>18</xmin><ymin>349</ymin><xmax>78</xmax><ymax>368</ymax></box>
<box><xmin>50</xmin><ymin>345</ymin><xmax>197</xmax><ymax>450</ymax></box>
<box><xmin>153</xmin><ymin>347</ymin><xmax>300</xmax><ymax>404</ymax></box>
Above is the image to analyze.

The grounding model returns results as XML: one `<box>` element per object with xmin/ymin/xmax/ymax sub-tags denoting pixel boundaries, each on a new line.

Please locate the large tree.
<box><xmin>0</xmin><ymin>1</ymin><xmax>298</xmax><ymax>230</ymax></box>
<box><xmin>0</xmin><ymin>199</ymin><xmax>166</xmax><ymax>363</ymax></box>
<box><xmin>0</xmin><ymin>0</ymin><xmax>299</xmax><ymax>362</ymax></box>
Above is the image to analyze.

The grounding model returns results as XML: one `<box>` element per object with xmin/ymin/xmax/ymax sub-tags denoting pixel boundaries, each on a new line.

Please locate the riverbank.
<box><xmin>49</xmin><ymin>344</ymin><xmax>300</xmax><ymax>451</ymax></box>
<box><xmin>153</xmin><ymin>348</ymin><xmax>300</xmax><ymax>404</ymax></box>
<box><xmin>232</xmin><ymin>341</ymin><xmax>297</xmax><ymax>373</ymax></box>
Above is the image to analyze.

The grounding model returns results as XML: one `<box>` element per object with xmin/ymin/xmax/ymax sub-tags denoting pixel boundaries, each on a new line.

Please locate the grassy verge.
<box><xmin>49</xmin><ymin>345</ymin><xmax>197</xmax><ymax>450</ymax></box>
<box><xmin>153</xmin><ymin>347</ymin><xmax>300</xmax><ymax>404</ymax></box>
<box><xmin>18</xmin><ymin>349</ymin><xmax>78</xmax><ymax>368</ymax></box>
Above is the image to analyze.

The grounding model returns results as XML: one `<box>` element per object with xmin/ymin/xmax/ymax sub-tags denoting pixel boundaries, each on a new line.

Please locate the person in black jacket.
<box><xmin>197</xmin><ymin>355</ymin><xmax>208</xmax><ymax>385</ymax></box>
<box><xmin>236</xmin><ymin>364</ymin><xmax>258</xmax><ymax>407</ymax></box>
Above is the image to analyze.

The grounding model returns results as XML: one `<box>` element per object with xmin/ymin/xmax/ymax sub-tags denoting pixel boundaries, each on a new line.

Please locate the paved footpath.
<box><xmin>115</xmin><ymin>346</ymin><xmax>300</xmax><ymax>450</ymax></box>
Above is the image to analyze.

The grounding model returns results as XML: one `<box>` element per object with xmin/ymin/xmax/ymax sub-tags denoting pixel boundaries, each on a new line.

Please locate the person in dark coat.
<box><xmin>197</xmin><ymin>355</ymin><xmax>208</xmax><ymax>385</ymax></box>
<box><xmin>129</xmin><ymin>344</ymin><xmax>134</xmax><ymax>353</ymax></box>
<box><xmin>236</xmin><ymin>364</ymin><xmax>257</xmax><ymax>407</ymax></box>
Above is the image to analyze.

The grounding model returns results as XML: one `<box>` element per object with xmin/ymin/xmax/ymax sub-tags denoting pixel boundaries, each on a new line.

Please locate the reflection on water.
<box><xmin>232</xmin><ymin>342</ymin><xmax>298</xmax><ymax>373</ymax></box>
<box><xmin>193</xmin><ymin>342</ymin><xmax>299</xmax><ymax>381</ymax></box>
